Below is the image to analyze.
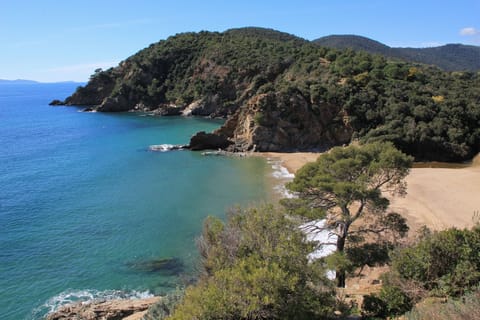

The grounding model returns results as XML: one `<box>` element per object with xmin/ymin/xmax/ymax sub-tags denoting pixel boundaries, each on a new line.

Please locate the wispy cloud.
<box><xmin>460</xmin><ymin>27</ymin><xmax>480</xmax><ymax>44</ymax></box>
<box><xmin>460</xmin><ymin>27</ymin><xmax>479</xmax><ymax>36</ymax></box>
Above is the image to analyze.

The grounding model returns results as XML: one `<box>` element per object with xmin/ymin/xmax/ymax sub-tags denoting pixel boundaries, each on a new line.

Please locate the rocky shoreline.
<box><xmin>46</xmin><ymin>297</ymin><xmax>160</xmax><ymax>320</ymax></box>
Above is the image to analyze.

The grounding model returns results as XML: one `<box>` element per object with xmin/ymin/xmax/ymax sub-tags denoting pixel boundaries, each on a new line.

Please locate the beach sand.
<box><xmin>262</xmin><ymin>152</ymin><xmax>480</xmax><ymax>232</ymax></box>
<box><xmin>260</xmin><ymin>152</ymin><xmax>321</xmax><ymax>174</ymax></box>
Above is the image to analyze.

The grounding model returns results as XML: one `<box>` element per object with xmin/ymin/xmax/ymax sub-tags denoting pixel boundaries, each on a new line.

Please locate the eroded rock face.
<box><xmin>215</xmin><ymin>92</ymin><xmax>352</xmax><ymax>152</ymax></box>
<box><xmin>98</xmin><ymin>96</ymin><xmax>131</xmax><ymax>112</ymax></box>
<box><xmin>46</xmin><ymin>297</ymin><xmax>160</xmax><ymax>320</ymax></box>
<box><xmin>155</xmin><ymin>105</ymin><xmax>183</xmax><ymax>116</ymax></box>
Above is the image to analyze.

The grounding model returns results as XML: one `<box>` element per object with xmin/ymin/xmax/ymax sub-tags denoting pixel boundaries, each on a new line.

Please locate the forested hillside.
<box><xmin>55</xmin><ymin>28</ymin><xmax>480</xmax><ymax>161</ymax></box>
<box><xmin>314</xmin><ymin>35</ymin><xmax>480</xmax><ymax>72</ymax></box>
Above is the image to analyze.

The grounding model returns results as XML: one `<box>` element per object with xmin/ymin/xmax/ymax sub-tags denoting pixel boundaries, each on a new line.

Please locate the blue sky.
<box><xmin>1</xmin><ymin>0</ymin><xmax>479</xmax><ymax>82</ymax></box>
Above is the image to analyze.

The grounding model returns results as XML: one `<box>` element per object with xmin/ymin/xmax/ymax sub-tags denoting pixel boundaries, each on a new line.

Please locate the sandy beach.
<box><xmin>262</xmin><ymin>152</ymin><xmax>480</xmax><ymax>232</ymax></box>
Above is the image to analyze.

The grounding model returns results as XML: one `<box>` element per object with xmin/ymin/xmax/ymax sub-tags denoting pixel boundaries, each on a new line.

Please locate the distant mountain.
<box><xmin>0</xmin><ymin>79</ymin><xmax>40</xmax><ymax>84</ymax></box>
<box><xmin>313</xmin><ymin>35</ymin><xmax>392</xmax><ymax>55</ymax></box>
<box><xmin>313</xmin><ymin>35</ymin><xmax>480</xmax><ymax>71</ymax></box>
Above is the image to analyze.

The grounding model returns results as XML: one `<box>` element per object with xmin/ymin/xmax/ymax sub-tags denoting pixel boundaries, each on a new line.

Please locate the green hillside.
<box><xmin>314</xmin><ymin>34</ymin><xmax>480</xmax><ymax>71</ymax></box>
<box><xmin>55</xmin><ymin>28</ymin><xmax>480</xmax><ymax>162</ymax></box>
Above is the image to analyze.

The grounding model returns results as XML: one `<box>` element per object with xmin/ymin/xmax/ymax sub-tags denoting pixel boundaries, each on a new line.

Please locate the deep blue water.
<box><xmin>0</xmin><ymin>83</ymin><xmax>270</xmax><ymax>319</ymax></box>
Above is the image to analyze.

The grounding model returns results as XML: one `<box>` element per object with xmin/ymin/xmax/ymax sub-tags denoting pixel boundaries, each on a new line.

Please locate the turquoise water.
<box><xmin>0</xmin><ymin>83</ymin><xmax>270</xmax><ymax>319</ymax></box>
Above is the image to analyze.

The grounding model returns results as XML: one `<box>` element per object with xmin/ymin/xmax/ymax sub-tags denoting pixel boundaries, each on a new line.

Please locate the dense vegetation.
<box><xmin>61</xmin><ymin>27</ymin><xmax>480</xmax><ymax>161</ymax></box>
<box><xmin>363</xmin><ymin>226</ymin><xmax>480</xmax><ymax>318</ymax></box>
<box><xmin>313</xmin><ymin>35</ymin><xmax>480</xmax><ymax>72</ymax></box>
<box><xmin>160</xmin><ymin>205</ymin><xmax>337</xmax><ymax>319</ymax></box>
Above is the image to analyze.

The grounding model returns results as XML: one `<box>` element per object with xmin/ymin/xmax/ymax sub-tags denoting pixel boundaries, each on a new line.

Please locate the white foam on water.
<box><xmin>149</xmin><ymin>144</ymin><xmax>184</xmax><ymax>152</ymax></box>
<box><xmin>300</xmin><ymin>219</ymin><xmax>338</xmax><ymax>280</ymax></box>
<box><xmin>273</xmin><ymin>184</ymin><xmax>296</xmax><ymax>199</ymax></box>
<box><xmin>270</xmin><ymin>163</ymin><xmax>295</xmax><ymax>179</ymax></box>
<box><xmin>31</xmin><ymin>289</ymin><xmax>153</xmax><ymax>318</ymax></box>
<box><xmin>266</xmin><ymin>158</ymin><xmax>296</xmax><ymax>198</ymax></box>
<box><xmin>266</xmin><ymin>157</ymin><xmax>337</xmax><ymax>280</ymax></box>
<box><xmin>265</xmin><ymin>158</ymin><xmax>338</xmax><ymax>280</ymax></box>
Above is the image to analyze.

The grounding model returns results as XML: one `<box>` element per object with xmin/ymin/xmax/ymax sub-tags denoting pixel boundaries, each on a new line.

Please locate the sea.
<box><xmin>0</xmin><ymin>83</ymin><xmax>289</xmax><ymax>319</ymax></box>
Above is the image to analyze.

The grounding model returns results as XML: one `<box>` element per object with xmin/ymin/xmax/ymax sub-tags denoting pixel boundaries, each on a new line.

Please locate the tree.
<box><xmin>167</xmin><ymin>205</ymin><xmax>336</xmax><ymax>319</ymax></box>
<box><xmin>286</xmin><ymin>142</ymin><xmax>413</xmax><ymax>287</ymax></box>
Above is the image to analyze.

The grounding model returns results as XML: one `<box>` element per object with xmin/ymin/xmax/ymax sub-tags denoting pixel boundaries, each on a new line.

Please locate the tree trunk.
<box><xmin>336</xmin><ymin>234</ymin><xmax>347</xmax><ymax>287</ymax></box>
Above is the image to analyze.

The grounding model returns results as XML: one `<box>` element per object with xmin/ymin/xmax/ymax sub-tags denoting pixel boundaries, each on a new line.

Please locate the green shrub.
<box><xmin>368</xmin><ymin>226</ymin><xmax>480</xmax><ymax>317</ymax></box>
<box><xmin>166</xmin><ymin>205</ymin><xmax>336</xmax><ymax>319</ymax></box>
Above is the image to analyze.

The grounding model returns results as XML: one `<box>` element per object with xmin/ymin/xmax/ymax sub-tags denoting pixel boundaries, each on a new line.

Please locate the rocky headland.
<box><xmin>51</xmin><ymin>27</ymin><xmax>480</xmax><ymax>162</ymax></box>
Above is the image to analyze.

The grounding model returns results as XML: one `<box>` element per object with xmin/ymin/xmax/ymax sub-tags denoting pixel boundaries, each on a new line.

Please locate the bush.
<box><xmin>362</xmin><ymin>286</ymin><xmax>412</xmax><ymax>318</ymax></box>
<box><xmin>362</xmin><ymin>294</ymin><xmax>387</xmax><ymax>318</ymax></box>
<box><xmin>390</xmin><ymin>226</ymin><xmax>480</xmax><ymax>297</ymax></box>
<box><xmin>367</xmin><ymin>226</ymin><xmax>480</xmax><ymax>317</ymax></box>
<box><xmin>143</xmin><ymin>290</ymin><xmax>184</xmax><ymax>320</ymax></box>
<box><xmin>166</xmin><ymin>205</ymin><xmax>336</xmax><ymax>319</ymax></box>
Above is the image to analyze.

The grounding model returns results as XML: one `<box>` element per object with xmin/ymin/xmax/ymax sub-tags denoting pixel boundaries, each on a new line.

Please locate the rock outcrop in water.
<box><xmin>46</xmin><ymin>297</ymin><xmax>160</xmax><ymax>320</ymax></box>
<box><xmin>51</xmin><ymin>27</ymin><xmax>480</xmax><ymax>161</ymax></box>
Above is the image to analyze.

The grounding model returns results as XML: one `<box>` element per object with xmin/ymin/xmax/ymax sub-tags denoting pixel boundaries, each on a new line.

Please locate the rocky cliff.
<box><xmin>52</xmin><ymin>28</ymin><xmax>480</xmax><ymax>161</ymax></box>
<box><xmin>214</xmin><ymin>92</ymin><xmax>352</xmax><ymax>151</ymax></box>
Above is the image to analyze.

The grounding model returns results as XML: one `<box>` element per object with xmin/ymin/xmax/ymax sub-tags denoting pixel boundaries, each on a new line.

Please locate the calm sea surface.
<box><xmin>0</xmin><ymin>83</ymin><xmax>271</xmax><ymax>319</ymax></box>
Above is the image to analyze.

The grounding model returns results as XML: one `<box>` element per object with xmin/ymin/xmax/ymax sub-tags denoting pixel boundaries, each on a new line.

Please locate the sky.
<box><xmin>1</xmin><ymin>0</ymin><xmax>479</xmax><ymax>82</ymax></box>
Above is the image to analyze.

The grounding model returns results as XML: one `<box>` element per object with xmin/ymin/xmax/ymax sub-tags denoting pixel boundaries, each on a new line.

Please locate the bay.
<box><xmin>0</xmin><ymin>83</ymin><xmax>270</xmax><ymax>319</ymax></box>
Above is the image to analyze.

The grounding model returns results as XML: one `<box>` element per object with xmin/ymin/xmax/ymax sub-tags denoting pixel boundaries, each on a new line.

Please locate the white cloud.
<box><xmin>460</xmin><ymin>27</ymin><xmax>479</xmax><ymax>36</ymax></box>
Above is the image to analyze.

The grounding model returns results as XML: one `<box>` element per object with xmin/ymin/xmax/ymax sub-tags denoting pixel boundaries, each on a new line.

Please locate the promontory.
<box><xmin>52</xmin><ymin>27</ymin><xmax>480</xmax><ymax>162</ymax></box>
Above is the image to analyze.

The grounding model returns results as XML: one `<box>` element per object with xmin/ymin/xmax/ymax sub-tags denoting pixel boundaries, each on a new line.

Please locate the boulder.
<box><xmin>188</xmin><ymin>131</ymin><xmax>232</xmax><ymax>151</ymax></box>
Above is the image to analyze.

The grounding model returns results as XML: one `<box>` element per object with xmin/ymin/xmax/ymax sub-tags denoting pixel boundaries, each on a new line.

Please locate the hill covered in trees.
<box><xmin>314</xmin><ymin>35</ymin><xmax>480</xmax><ymax>72</ymax></box>
<box><xmin>54</xmin><ymin>27</ymin><xmax>480</xmax><ymax>162</ymax></box>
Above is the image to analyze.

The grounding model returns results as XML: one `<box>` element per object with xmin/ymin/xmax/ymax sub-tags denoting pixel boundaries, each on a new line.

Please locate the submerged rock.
<box><xmin>126</xmin><ymin>257</ymin><xmax>184</xmax><ymax>275</ymax></box>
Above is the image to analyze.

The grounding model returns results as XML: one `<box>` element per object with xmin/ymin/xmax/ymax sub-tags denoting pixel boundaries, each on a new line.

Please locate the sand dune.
<box><xmin>263</xmin><ymin>152</ymin><xmax>480</xmax><ymax>231</ymax></box>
